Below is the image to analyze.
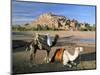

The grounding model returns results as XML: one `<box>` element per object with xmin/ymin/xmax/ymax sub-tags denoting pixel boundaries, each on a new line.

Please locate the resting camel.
<box><xmin>26</xmin><ymin>33</ymin><xmax>59</xmax><ymax>64</ymax></box>
<box><xmin>50</xmin><ymin>47</ymin><xmax>83</xmax><ymax>67</ymax></box>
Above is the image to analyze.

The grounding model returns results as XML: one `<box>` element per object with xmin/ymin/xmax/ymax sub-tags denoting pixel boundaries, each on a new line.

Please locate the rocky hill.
<box><xmin>26</xmin><ymin>12</ymin><xmax>84</xmax><ymax>31</ymax></box>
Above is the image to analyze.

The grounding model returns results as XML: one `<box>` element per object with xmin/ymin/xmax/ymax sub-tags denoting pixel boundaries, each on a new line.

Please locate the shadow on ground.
<box><xmin>12</xmin><ymin>39</ymin><xmax>76</xmax><ymax>52</ymax></box>
<box><xmin>12</xmin><ymin>52</ymin><xmax>96</xmax><ymax>74</ymax></box>
<box><xmin>12</xmin><ymin>39</ymin><xmax>96</xmax><ymax>74</ymax></box>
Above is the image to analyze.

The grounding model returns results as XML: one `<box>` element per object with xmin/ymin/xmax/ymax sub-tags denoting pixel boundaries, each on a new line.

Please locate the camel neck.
<box><xmin>47</xmin><ymin>36</ymin><xmax>51</xmax><ymax>46</ymax></box>
<box><xmin>73</xmin><ymin>49</ymin><xmax>79</xmax><ymax>59</ymax></box>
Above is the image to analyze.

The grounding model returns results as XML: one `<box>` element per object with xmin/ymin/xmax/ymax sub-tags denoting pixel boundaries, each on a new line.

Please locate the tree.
<box><xmin>37</xmin><ymin>24</ymin><xmax>42</xmax><ymax>30</ymax></box>
<box><xmin>25</xmin><ymin>23</ymin><xmax>29</xmax><ymax>26</ymax></box>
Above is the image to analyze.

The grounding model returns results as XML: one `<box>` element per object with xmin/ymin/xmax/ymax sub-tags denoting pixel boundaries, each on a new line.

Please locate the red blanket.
<box><xmin>55</xmin><ymin>48</ymin><xmax>65</xmax><ymax>62</ymax></box>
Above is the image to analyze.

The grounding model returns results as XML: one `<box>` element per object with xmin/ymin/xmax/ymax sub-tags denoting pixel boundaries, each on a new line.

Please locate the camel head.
<box><xmin>50</xmin><ymin>34</ymin><xmax>59</xmax><ymax>47</ymax></box>
<box><xmin>75</xmin><ymin>47</ymin><xmax>83</xmax><ymax>52</ymax></box>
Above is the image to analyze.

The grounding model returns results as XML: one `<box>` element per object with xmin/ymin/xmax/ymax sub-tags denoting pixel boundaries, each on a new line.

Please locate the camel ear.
<box><xmin>79</xmin><ymin>47</ymin><xmax>83</xmax><ymax>52</ymax></box>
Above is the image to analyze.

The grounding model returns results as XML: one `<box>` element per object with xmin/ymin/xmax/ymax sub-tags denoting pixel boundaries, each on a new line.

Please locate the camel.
<box><xmin>25</xmin><ymin>33</ymin><xmax>59</xmax><ymax>64</ymax></box>
<box><xmin>50</xmin><ymin>47</ymin><xmax>83</xmax><ymax>67</ymax></box>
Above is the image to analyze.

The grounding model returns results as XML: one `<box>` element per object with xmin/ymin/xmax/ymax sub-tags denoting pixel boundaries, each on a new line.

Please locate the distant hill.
<box><xmin>14</xmin><ymin>12</ymin><xmax>94</xmax><ymax>31</ymax></box>
<box><xmin>26</xmin><ymin>12</ymin><xmax>79</xmax><ymax>31</ymax></box>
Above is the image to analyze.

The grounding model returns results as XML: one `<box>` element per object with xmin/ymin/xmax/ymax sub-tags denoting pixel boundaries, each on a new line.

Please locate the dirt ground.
<box><xmin>31</xmin><ymin>31</ymin><xmax>95</xmax><ymax>38</ymax></box>
<box><xmin>12</xmin><ymin>31</ymin><xmax>96</xmax><ymax>74</ymax></box>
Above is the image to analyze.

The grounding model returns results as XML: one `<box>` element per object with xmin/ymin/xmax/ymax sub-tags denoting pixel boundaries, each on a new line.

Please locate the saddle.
<box><xmin>55</xmin><ymin>48</ymin><xmax>65</xmax><ymax>63</ymax></box>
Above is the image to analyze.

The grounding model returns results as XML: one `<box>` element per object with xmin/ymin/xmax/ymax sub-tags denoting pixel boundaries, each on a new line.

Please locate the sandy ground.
<box><xmin>31</xmin><ymin>31</ymin><xmax>95</xmax><ymax>38</ymax></box>
<box><xmin>12</xmin><ymin>31</ymin><xmax>96</xmax><ymax>74</ymax></box>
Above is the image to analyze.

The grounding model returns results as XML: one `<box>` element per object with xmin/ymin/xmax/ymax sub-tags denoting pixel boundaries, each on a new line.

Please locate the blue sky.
<box><xmin>12</xmin><ymin>1</ymin><xmax>96</xmax><ymax>25</ymax></box>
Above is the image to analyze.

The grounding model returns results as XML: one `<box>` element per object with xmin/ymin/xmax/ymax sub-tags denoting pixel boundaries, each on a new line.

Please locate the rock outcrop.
<box><xmin>27</xmin><ymin>12</ymin><xmax>79</xmax><ymax>31</ymax></box>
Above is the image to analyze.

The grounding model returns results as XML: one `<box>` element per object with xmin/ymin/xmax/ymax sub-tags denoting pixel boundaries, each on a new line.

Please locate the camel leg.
<box><xmin>63</xmin><ymin>58</ymin><xmax>72</xmax><ymax>68</ymax></box>
<box><xmin>30</xmin><ymin>52</ymin><xmax>37</xmax><ymax>65</ymax></box>
<box><xmin>66</xmin><ymin>64</ymin><xmax>72</xmax><ymax>68</ymax></box>
<box><xmin>70</xmin><ymin>61</ymin><xmax>77</xmax><ymax>66</ymax></box>
<box><xmin>46</xmin><ymin>51</ymin><xmax>49</xmax><ymax>63</ymax></box>
<box><xmin>29</xmin><ymin>45</ymin><xmax>36</xmax><ymax>65</ymax></box>
<box><xmin>29</xmin><ymin>50</ymin><xmax>34</xmax><ymax>64</ymax></box>
<box><xmin>25</xmin><ymin>47</ymin><xmax>29</xmax><ymax>51</ymax></box>
<box><xmin>63</xmin><ymin>61</ymin><xmax>72</xmax><ymax>68</ymax></box>
<box><xmin>43</xmin><ymin>51</ymin><xmax>50</xmax><ymax>63</ymax></box>
<box><xmin>25</xmin><ymin>44</ymin><xmax>30</xmax><ymax>51</ymax></box>
<box><xmin>33</xmin><ymin>48</ymin><xmax>37</xmax><ymax>64</ymax></box>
